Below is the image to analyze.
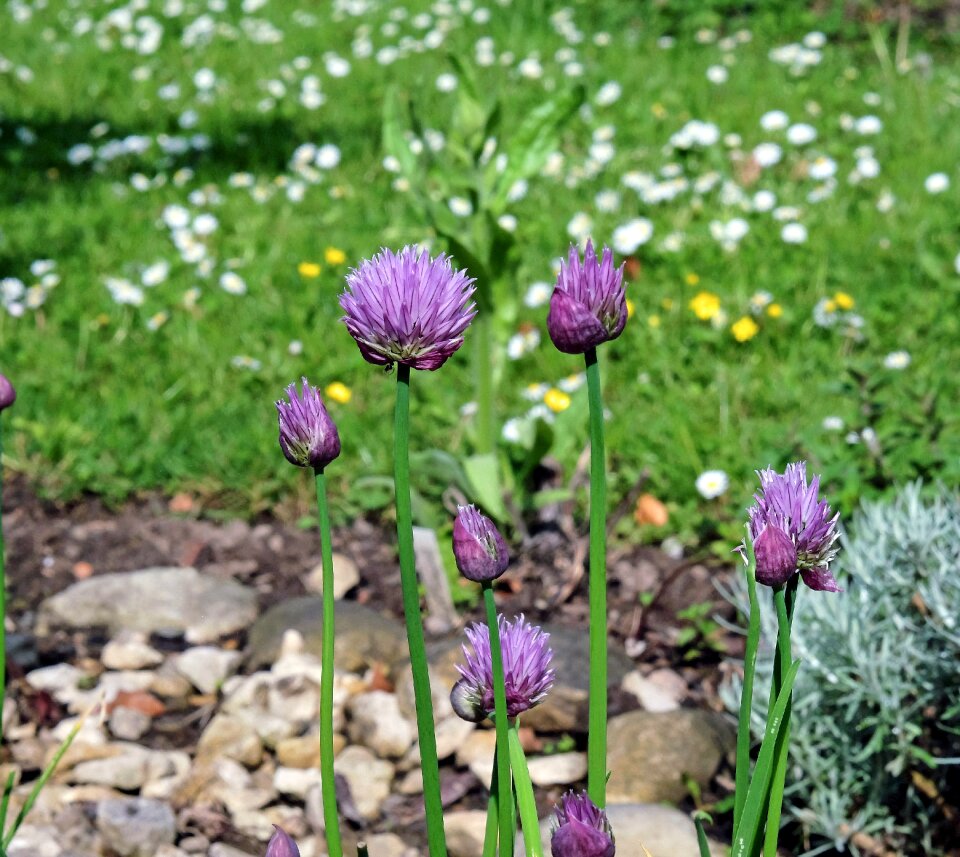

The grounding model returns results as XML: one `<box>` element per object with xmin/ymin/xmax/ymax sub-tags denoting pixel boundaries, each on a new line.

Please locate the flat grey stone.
<box><xmin>96</xmin><ymin>798</ymin><xmax>176</xmax><ymax>857</ymax></box>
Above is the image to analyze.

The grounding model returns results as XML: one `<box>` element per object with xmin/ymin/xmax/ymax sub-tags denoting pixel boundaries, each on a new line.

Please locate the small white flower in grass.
<box><xmin>193</xmin><ymin>68</ymin><xmax>216</xmax><ymax>90</ymax></box>
<box><xmin>567</xmin><ymin>212</ymin><xmax>593</xmax><ymax>242</ymax></box>
<box><xmin>822</xmin><ymin>416</ymin><xmax>845</xmax><ymax>431</ymax></box>
<box><xmin>857</xmin><ymin>157</ymin><xmax>880</xmax><ymax>179</ymax></box>
<box><xmin>142</xmin><ymin>261</ymin><xmax>170</xmax><ymax>287</ymax></box>
<box><xmin>925</xmin><ymin>173</ymin><xmax>950</xmax><ymax>194</ymax></box>
<box><xmin>955</xmin><ymin>251</ymin><xmax>960</xmax><ymax>275</ymax></box>
<box><xmin>497</xmin><ymin>214</ymin><xmax>517</xmax><ymax>232</ymax></box>
<box><xmin>436</xmin><ymin>73</ymin><xmax>457</xmax><ymax>92</ymax></box>
<box><xmin>786</xmin><ymin>123</ymin><xmax>817</xmax><ymax>145</ymax></box>
<box><xmin>230</xmin><ymin>355</ymin><xmax>261</xmax><ymax>371</ymax></box>
<box><xmin>517</xmin><ymin>57</ymin><xmax>543</xmax><ymax>79</ymax></box>
<box><xmin>876</xmin><ymin>190</ymin><xmax>895</xmax><ymax>212</ymax></box>
<box><xmin>219</xmin><ymin>272</ymin><xmax>247</xmax><ymax>295</ymax></box>
<box><xmin>192</xmin><ymin>213</ymin><xmax>218</xmax><ymax>236</ymax></box>
<box><xmin>324</xmin><ymin>55</ymin><xmax>350</xmax><ymax>77</ymax></box>
<box><xmin>753</xmin><ymin>142</ymin><xmax>782</xmax><ymax>167</ymax></box>
<box><xmin>612</xmin><ymin>218</ymin><xmax>654</xmax><ymax>254</ymax></box>
<box><xmin>558</xmin><ymin>372</ymin><xmax>586</xmax><ymax>393</ymax></box>
<box><xmin>522</xmin><ymin>383</ymin><xmax>549</xmax><ymax>402</ymax></box>
<box><xmin>524</xmin><ymin>282</ymin><xmax>552</xmax><ymax>308</ymax></box>
<box><xmin>883</xmin><ymin>350</ymin><xmax>911</xmax><ymax>369</ymax></box>
<box><xmin>162</xmin><ymin>205</ymin><xmax>190</xmax><ymax>230</ymax></box>
<box><xmin>781</xmin><ymin>222</ymin><xmax>808</xmax><ymax>243</ymax></box>
<box><xmin>696</xmin><ymin>470</ymin><xmax>729</xmax><ymax>500</ymax></box>
<box><xmin>753</xmin><ymin>190</ymin><xmax>777</xmax><ymax>212</ymax></box>
<box><xmin>760</xmin><ymin>110</ymin><xmax>789</xmax><ymax>131</ymax></box>
<box><xmin>502</xmin><ymin>418</ymin><xmax>524</xmax><ymax>443</ymax></box>
<box><xmin>706</xmin><ymin>65</ymin><xmax>728</xmax><ymax>84</ymax></box>
<box><xmin>146</xmin><ymin>311</ymin><xmax>169</xmax><ymax>331</ymax></box>
<box><xmin>855</xmin><ymin>115</ymin><xmax>883</xmax><ymax>135</ymax></box>
<box><xmin>804</xmin><ymin>31</ymin><xmax>827</xmax><ymax>48</ymax></box>
<box><xmin>315</xmin><ymin>144</ymin><xmax>341</xmax><ymax>169</ymax></box>
<box><xmin>809</xmin><ymin>156</ymin><xmax>837</xmax><ymax>180</ymax></box>
<box><xmin>288</xmin><ymin>340</ymin><xmax>303</xmax><ymax>356</ymax></box>
<box><xmin>448</xmin><ymin>196</ymin><xmax>473</xmax><ymax>217</ymax></box>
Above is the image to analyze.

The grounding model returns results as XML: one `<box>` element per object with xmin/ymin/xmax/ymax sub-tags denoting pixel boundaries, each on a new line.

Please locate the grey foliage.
<box><xmin>719</xmin><ymin>483</ymin><xmax>960</xmax><ymax>856</ymax></box>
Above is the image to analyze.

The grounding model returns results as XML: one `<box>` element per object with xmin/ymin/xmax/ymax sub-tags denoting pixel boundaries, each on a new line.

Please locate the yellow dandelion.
<box><xmin>626</xmin><ymin>298</ymin><xmax>636</xmax><ymax>320</ymax></box>
<box><xmin>685</xmin><ymin>272</ymin><xmax>700</xmax><ymax>286</ymax></box>
<box><xmin>325</xmin><ymin>247</ymin><xmax>347</xmax><ymax>265</ymax></box>
<box><xmin>833</xmin><ymin>291</ymin><xmax>854</xmax><ymax>310</ymax></box>
<box><xmin>325</xmin><ymin>381</ymin><xmax>352</xmax><ymax>404</ymax></box>
<box><xmin>298</xmin><ymin>261</ymin><xmax>322</xmax><ymax>278</ymax></box>
<box><xmin>731</xmin><ymin>316</ymin><xmax>760</xmax><ymax>342</ymax></box>
<box><xmin>689</xmin><ymin>290</ymin><xmax>721</xmax><ymax>321</ymax></box>
<box><xmin>648</xmin><ymin>314</ymin><xmax>661</xmax><ymax>329</ymax></box>
<box><xmin>767</xmin><ymin>303</ymin><xmax>783</xmax><ymax>318</ymax></box>
<box><xmin>544</xmin><ymin>388</ymin><xmax>571</xmax><ymax>413</ymax></box>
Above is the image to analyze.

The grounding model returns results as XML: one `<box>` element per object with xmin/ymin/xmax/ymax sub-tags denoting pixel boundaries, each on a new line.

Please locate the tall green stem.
<box><xmin>394</xmin><ymin>364</ymin><xmax>447</xmax><ymax>857</ymax></box>
<box><xmin>314</xmin><ymin>469</ymin><xmax>343</xmax><ymax>857</ymax></box>
<box><xmin>762</xmin><ymin>585</ymin><xmax>796</xmax><ymax>857</ymax></box>
<box><xmin>734</xmin><ymin>533</ymin><xmax>761</xmax><ymax>832</ymax></box>
<box><xmin>483</xmin><ymin>583</ymin><xmax>514</xmax><ymax>855</ymax></box>
<box><xmin>508</xmin><ymin>722</ymin><xmax>543</xmax><ymax>857</ymax></box>
<box><xmin>481</xmin><ymin>747</ymin><xmax>500</xmax><ymax>857</ymax></box>
<box><xmin>474</xmin><ymin>313</ymin><xmax>496</xmax><ymax>455</ymax></box>
<box><xmin>584</xmin><ymin>347</ymin><xmax>608</xmax><ymax>806</ymax></box>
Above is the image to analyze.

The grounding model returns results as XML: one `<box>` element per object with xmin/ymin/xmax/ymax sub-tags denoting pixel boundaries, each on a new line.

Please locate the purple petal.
<box><xmin>801</xmin><ymin>566</ymin><xmax>843</xmax><ymax>593</ymax></box>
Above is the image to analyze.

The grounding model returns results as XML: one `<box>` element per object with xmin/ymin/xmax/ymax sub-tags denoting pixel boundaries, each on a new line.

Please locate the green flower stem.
<box><xmin>313</xmin><ymin>469</ymin><xmax>343</xmax><ymax>857</ymax></box>
<box><xmin>584</xmin><ymin>347</ymin><xmax>608</xmax><ymax>806</ymax></box>
<box><xmin>508</xmin><ymin>721</ymin><xmax>543</xmax><ymax>857</ymax></box>
<box><xmin>483</xmin><ymin>583</ymin><xmax>514</xmax><ymax>855</ymax></box>
<box><xmin>762</xmin><ymin>585</ymin><xmax>796</xmax><ymax>857</ymax></box>
<box><xmin>474</xmin><ymin>313</ymin><xmax>496</xmax><ymax>455</ymax></box>
<box><xmin>694</xmin><ymin>811</ymin><xmax>713</xmax><ymax>857</ymax></box>
<box><xmin>733</xmin><ymin>532</ymin><xmax>761</xmax><ymax>833</ymax></box>
<box><xmin>394</xmin><ymin>364</ymin><xmax>447</xmax><ymax>857</ymax></box>
<box><xmin>481</xmin><ymin>746</ymin><xmax>499</xmax><ymax>857</ymax></box>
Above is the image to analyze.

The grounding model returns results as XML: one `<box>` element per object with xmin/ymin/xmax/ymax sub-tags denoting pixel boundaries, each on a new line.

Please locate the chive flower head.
<box><xmin>550</xmin><ymin>791</ymin><xmax>616</xmax><ymax>857</ymax></box>
<box><xmin>452</xmin><ymin>504</ymin><xmax>509</xmax><ymax>582</ymax></box>
<box><xmin>264</xmin><ymin>826</ymin><xmax>300</xmax><ymax>857</ymax></box>
<box><xmin>276</xmin><ymin>377</ymin><xmax>341</xmax><ymax>470</ymax></box>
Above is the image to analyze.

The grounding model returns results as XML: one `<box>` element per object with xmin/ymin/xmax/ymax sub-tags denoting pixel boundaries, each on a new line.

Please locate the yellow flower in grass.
<box><xmin>544</xmin><ymin>388</ymin><xmax>571</xmax><ymax>413</ymax></box>
<box><xmin>823</xmin><ymin>299</ymin><xmax>837</xmax><ymax>314</ymax></box>
<box><xmin>732</xmin><ymin>316</ymin><xmax>759</xmax><ymax>342</ymax></box>
<box><xmin>298</xmin><ymin>261</ymin><xmax>322</xmax><ymax>278</ymax></box>
<box><xmin>648</xmin><ymin>314</ymin><xmax>661</xmax><ymax>329</ymax></box>
<box><xmin>690</xmin><ymin>290</ymin><xmax>721</xmax><ymax>321</ymax></box>
<box><xmin>833</xmin><ymin>291</ymin><xmax>854</xmax><ymax>310</ymax></box>
<box><xmin>685</xmin><ymin>272</ymin><xmax>700</xmax><ymax>286</ymax></box>
<box><xmin>767</xmin><ymin>303</ymin><xmax>783</xmax><ymax>318</ymax></box>
<box><xmin>325</xmin><ymin>247</ymin><xmax>347</xmax><ymax>265</ymax></box>
<box><xmin>325</xmin><ymin>381</ymin><xmax>352</xmax><ymax>404</ymax></box>
<box><xmin>626</xmin><ymin>298</ymin><xmax>636</xmax><ymax>319</ymax></box>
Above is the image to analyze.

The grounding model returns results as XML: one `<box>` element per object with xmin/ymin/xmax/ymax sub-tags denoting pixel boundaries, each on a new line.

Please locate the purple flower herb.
<box><xmin>746</xmin><ymin>461</ymin><xmax>842</xmax><ymax>591</ymax></box>
<box><xmin>550</xmin><ymin>791</ymin><xmax>616</xmax><ymax>857</ymax></box>
<box><xmin>340</xmin><ymin>246</ymin><xmax>477</xmax><ymax>371</ymax></box>
<box><xmin>454</xmin><ymin>614</ymin><xmax>554</xmax><ymax>720</ymax></box>
<box><xmin>276</xmin><ymin>378</ymin><xmax>341</xmax><ymax>471</ymax></box>
<box><xmin>452</xmin><ymin>504</ymin><xmax>509</xmax><ymax>582</ymax></box>
<box><xmin>264</xmin><ymin>826</ymin><xmax>300</xmax><ymax>857</ymax></box>
<box><xmin>547</xmin><ymin>241</ymin><xmax>627</xmax><ymax>354</ymax></box>
<box><xmin>0</xmin><ymin>373</ymin><xmax>15</xmax><ymax>411</ymax></box>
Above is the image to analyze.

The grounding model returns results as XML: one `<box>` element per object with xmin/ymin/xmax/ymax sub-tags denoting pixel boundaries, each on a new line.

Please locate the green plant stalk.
<box><xmin>694</xmin><ymin>812</ymin><xmax>713</xmax><ymax>857</ymax></box>
<box><xmin>508</xmin><ymin>722</ymin><xmax>543</xmax><ymax>857</ymax></box>
<box><xmin>0</xmin><ymin>769</ymin><xmax>15</xmax><ymax>842</ymax></box>
<box><xmin>394</xmin><ymin>364</ymin><xmax>447</xmax><ymax>857</ymax></box>
<box><xmin>481</xmin><ymin>746</ymin><xmax>500</xmax><ymax>857</ymax></box>
<box><xmin>584</xmin><ymin>347</ymin><xmax>608</xmax><ymax>806</ymax></box>
<box><xmin>733</xmin><ymin>532</ymin><xmax>761</xmax><ymax>832</ymax></box>
<box><xmin>762</xmin><ymin>586</ymin><xmax>796</xmax><ymax>857</ymax></box>
<box><xmin>483</xmin><ymin>583</ymin><xmax>515</xmax><ymax>855</ymax></box>
<box><xmin>314</xmin><ymin>469</ymin><xmax>343</xmax><ymax>857</ymax></box>
<box><xmin>474</xmin><ymin>312</ymin><xmax>496</xmax><ymax>455</ymax></box>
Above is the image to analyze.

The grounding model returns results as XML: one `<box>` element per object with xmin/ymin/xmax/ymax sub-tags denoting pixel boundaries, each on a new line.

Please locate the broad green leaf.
<box><xmin>382</xmin><ymin>87</ymin><xmax>420</xmax><ymax>182</ymax></box>
<box><xmin>464</xmin><ymin>452</ymin><xmax>508</xmax><ymax>521</ymax></box>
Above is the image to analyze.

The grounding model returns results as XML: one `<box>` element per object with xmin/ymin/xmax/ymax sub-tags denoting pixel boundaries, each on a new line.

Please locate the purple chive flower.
<box><xmin>0</xmin><ymin>373</ymin><xmax>15</xmax><ymax>411</ymax></box>
<box><xmin>746</xmin><ymin>462</ymin><xmax>842</xmax><ymax>592</ymax></box>
<box><xmin>339</xmin><ymin>246</ymin><xmax>477</xmax><ymax>371</ymax></box>
<box><xmin>264</xmin><ymin>826</ymin><xmax>300</xmax><ymax>857</ymax></box>
<box><xmin>453</xmin><ymin>504</ymin><xmax>509</xmax><ymax>583</ymax></box>
<box><xmin>547</xmin><ymin>241</ymin><xmax>627</xmax><ymax>355</ymax></box>
<box><xmin>453</xmin><ymin>614</ymin><xmax>554</xmax><ymax>721</ymax></box>
<box><xmin>276</xmin><ymin>378</ymin><xmax>341</xmax><ymax>471</ymax></box>
<box><xmin>550</xmin><ymin>791</ymin><xmax>616</xmax><ymax>857</ymax></box>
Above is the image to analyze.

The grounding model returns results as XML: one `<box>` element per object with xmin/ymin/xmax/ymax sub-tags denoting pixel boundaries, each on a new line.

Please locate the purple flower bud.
<box><xmin>454</xmin><ymin>614</ymin><xmax>554</xmax><ymax>721</ymax></box>
<box><xmin>276</xmin><ymin>378</ymin><xmax>341</xmax><ymax>471</ymax></box>
<box><xmin>0</xmin><ymin>373</ymin><xmax>15</xmax><ymax>411</ymax></box>
<box><xmin>547</xmin><ymin>241</ymin><xmax>627</xmax><ymax>354</ymax></box>
<box><xmin>753</xmin><ymin>524</ymin><xmax>798</xmax><ymax>587</ymax></box>
<box><xmin>340</xmin><ymin>246</ymin><xmax>477</xmax><ymax>371</ymax></box>
<box><xmin>744</xmin><ymin>462</ymin><xmax>842</xmax><ymax>593</ymax></box>
<box><xmin>452</xmin><ymin>505</ymin><xmax>509</xmax><ymax>582</ymax></box>
<box><xmin>550</xmin><ymin>792</ymin><xmax>616</xmax><ymax>857</ymax></box>
<box><xmin>264</xmin><ymin>826</ymin><xmax>300</xmax><ymax>857</ymax></box>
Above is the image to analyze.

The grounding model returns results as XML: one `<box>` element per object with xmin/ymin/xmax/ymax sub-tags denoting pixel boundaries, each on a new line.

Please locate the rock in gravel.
<box><xmin>363</xmin><ymin>833</ymin><xmax>417</xmax><ymax>857</ymax></box>
<box><xmin>304</xmin><ymin>552</ymin><xmax>360</xmax><ymax>599</ymax></box>
<box><xmin>174</xmin><ymin>646</ymin><xmax>242</xmax><ymax>694</ymax></box>
<box><xmin>347</xmin><ymin>690</ymin><xmax>415</xmax><ymax>758</ymax></box>
<box><xmin>38</xmin><ymin>567</ymin><xmax>258</xmax><ymax>643</ymax></box>
<box><xmin>274</xmin><ymin>765</ymin><xmax>322</xmax><ymax>800</ymax></box>
<box><xmin>454</xmin><ymin>729</ymin><xmax>496</xmax><ymax>782</ymax></box>
<box><xmin>102</xmin><ymin>631</ymin><xmax>165</xmax><ymax>671</ymax></box>
<box><xmin>526</xmin><ymin>751</ymin><xmax>587</xmax><ymax>786</ymax></box>
<box><xmin>444</xmin><ymin>810</ymin><xmax>488</xmax><ymax>857</ymax></box>
<box><xmin>518</xmin><ymin>802</ymin><xmax>725</xmax><ymax>856</ymax></box>
<box><xmin>209</xmin><ymin>844</ymin><xmax>258</xmax><ymax>857</ymax></box>
<box><xmin>109</xmin><ymin>706</ymin><xmax>153</xmax><ymax>741</ymax></box>
<box><xmin>606</xmin><ymin>709</ymin><xmax>735</xmax><ymax>803</ymax></box>
<box><xmin>334</xmin><ymin>745</ymin><xmax>393</xmax><ymax>821</ymax></box>
<box><xmin>7</xmin><ymin>824</ymin><xmax>62</xmax><ymax>857</ymax></box>
<box><xmin>197</xmin><ymin>713</ymin><xmax>263</xmax><ymax>767</ymax></box>
<box><xmin>621</xmin><ymin>668</ymin><xmax>687</xmax><ymax>712</ymax></box>
<box><xmin>247</xmin><ymin>598</ymin><xmax>407</xmax><ymax>676</ymax></box>
<box><xmin>96</xmin><ymin>797</ymin><xmax>176</xmax><ymax>856</ymax></box>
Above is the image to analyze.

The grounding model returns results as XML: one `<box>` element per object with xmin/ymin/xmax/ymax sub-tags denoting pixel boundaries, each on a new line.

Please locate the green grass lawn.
<box><xmin>1</xmin><ymin>0</ymin><xmax>959</xmax><ymax>546</ymax></box>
